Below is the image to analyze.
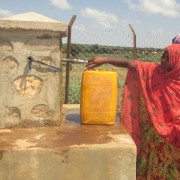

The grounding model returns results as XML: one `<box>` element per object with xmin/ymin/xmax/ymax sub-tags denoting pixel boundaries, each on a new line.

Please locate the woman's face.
<box><xmin>161</xmin><ymin>50</ymin><xmax>172</xmax><ymax>71</ymax></box>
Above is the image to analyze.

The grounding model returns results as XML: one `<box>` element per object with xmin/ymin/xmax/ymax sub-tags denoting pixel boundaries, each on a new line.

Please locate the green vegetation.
<box><xmin>63</xmin><ymin>43</ymin><xmax>162</xmax><ymax>62</ymax></box>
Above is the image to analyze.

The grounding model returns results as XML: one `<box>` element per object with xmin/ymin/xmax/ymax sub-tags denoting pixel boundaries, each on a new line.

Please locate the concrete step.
<box><xmin>0</xmin><ymin>104</ymin><xmax>136</xmax><ymax>180</ymax></box>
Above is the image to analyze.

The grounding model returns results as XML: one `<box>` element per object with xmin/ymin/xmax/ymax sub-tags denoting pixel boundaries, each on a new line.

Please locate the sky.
<box><xmin>0</xmin><ymin>0</ymin><xmax>180</xmax><ymax>48</ymax></box>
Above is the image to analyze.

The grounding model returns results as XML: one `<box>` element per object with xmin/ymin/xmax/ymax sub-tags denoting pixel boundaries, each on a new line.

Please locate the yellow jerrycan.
<box><xmin>80</xmin><ymin>70</ymin><xmax>118</xmax><ymax>125</ymax></box>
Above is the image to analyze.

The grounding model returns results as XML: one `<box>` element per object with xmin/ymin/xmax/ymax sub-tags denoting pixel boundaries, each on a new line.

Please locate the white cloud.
<box><xmin>134</xmin><ymin>19</ymin><xmax>141</xmax><ymax>25</ymax></box>
<box><xmin>50</xmin><ymin>0</ymin><xmax>72</xmax><ymax>10</ymax></box>
<box><xmin>125</xmin><ymin>0</ymin><xmax>180</xmax><ymax>17</ymax></box>
<box><xmin>0</xmin><ymin>9</ymin><xmax>13</xmax><ymax>18</ymax></box>
<box><xmin>81</xmin><ymin>8</ymin><xmax>119</xmax><ymax>29</ymax></box>
<box><xmin>150</xmin><ymin>29</ymin><xmax>164</xmax><ymax>36</ymax></box>
<box><xmin>74</xmin><ymin>24</ymin><xmax>86</xmax><ymax>32</ymax></box>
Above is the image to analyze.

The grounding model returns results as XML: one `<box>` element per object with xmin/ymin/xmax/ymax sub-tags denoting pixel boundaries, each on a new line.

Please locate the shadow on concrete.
<box><xmin>65</xmin><ymin>114</ymin><xmax>80</xmax><ymax>124</ymax></box>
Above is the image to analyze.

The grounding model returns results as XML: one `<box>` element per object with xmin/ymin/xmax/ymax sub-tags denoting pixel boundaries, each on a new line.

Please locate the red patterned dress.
<box><xmin>121</xmin><ymin>44</ymin><xmax>180</xmax><ymax>179</ymax></box>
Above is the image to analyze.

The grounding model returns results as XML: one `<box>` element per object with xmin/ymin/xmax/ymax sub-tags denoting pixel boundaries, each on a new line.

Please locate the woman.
<box><xmin>87</xmin><ymin>44</ymin><xmax>180</xmax><ymax>179</ymax></box>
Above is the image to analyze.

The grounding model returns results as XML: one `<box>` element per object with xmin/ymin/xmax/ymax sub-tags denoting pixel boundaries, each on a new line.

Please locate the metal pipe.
<box><xmin>27</xmin><ymin>56</ymin><xmax>61</xmax><ymax>72</ymax></box>
<box><xmin>62</xmin><ymin>58</ymin><xmax>88</xmax><ymax>63</ymax></box>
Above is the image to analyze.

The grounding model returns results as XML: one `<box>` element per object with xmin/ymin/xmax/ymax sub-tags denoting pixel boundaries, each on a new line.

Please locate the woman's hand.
<box><xmin>86</xmin><ymin>56</ymin><xmax>108</xmax><ymax>69</ymax></box>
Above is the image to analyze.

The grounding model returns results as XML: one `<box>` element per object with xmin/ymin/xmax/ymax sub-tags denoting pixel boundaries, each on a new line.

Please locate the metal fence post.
<box><xmin>129</xmin><ymin>24</ymin><xmax>137</xmax><ymax>59</ymax></box>
<box><xmin>64</xmin><ymin>15</ymin><xmax>76</xmax><ymax>104</ymax></box>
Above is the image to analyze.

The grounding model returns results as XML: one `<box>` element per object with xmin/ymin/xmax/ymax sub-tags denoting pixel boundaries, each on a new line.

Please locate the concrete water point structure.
<box><xmin>0</xmin><ymin>12</ymin><xmax>136</xmax><ymax>180</ymax></box>
<box><xmin>0</xmin><ymin>12</ymin><xmax>67</xmax><ymax>128</ymax></box>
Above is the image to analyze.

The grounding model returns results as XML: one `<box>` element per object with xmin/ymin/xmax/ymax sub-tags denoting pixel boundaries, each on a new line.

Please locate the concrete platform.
<box><xmin>0</xmin><ymin>104</ymin><xmax>136</xmax><ymax>180</ymax></box>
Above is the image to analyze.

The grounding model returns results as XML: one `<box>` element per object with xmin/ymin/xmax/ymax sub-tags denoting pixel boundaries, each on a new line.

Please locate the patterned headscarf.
<box><xmin>167</xmin><ymin>44</ymin><xmax>180</xmax><ymax>69</ymax></box>
<box><xmin>172</xmin><ymin>34</ymin><xmax>180</xmax><ymax>44</ymax></box>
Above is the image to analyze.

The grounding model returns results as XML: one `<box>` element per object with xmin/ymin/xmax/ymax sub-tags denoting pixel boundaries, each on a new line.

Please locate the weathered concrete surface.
<box><xmin>0</xmin><ymin>12</ymin><xmax>66</xmax><ymax>128</ymax></box>
<box><xmin>0</xmin><ymin>12</ymin><xmax>67</xmax><ymax>36</ymax></box>
<box><xmin>0</xmin><ymin>104</ymin><xmax>137</xmax><ymax>180</ymax></box>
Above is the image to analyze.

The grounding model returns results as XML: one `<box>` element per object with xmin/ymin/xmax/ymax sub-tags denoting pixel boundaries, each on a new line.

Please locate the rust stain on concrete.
<box><xmin>0</xmin><ymin>105</ymin><xmax>128</xmax><ymax>151</ymax></box>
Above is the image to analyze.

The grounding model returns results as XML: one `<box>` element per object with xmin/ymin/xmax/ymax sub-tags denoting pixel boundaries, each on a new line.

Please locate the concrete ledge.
<box><xmin>0</xmin><ymin>20</ymin><xmax>67</xmax><ymax>35</ymax></box>
<box><xmin>0</xmin><ymin>12</ymin><xmax>67</xmax><ymax>36</ymax></box>
<box><xmin>0</xmin><ymin>104</ymin><xmax>136</xmax><ymax>180</ymax></box>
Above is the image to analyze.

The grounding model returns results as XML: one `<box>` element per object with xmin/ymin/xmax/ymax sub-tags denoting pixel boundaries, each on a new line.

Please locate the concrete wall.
<box><xmin>0</xmin><ymin>30</ymin><xmax>63</xmax><ymax>128</ymax></box>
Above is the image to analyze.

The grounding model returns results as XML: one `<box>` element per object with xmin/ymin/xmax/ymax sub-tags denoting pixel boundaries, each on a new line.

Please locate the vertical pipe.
<box><xmin>129</xmin><ymin>24</ymin><xmax>137</xmax><ymax>59</ymax></box>
<box><xmin>64</xmin><ymin>15</ymin><xmax>76</xmax><ymax>104</ymax></box>
<box><xmin>59</xmin><ymin>37</ymin><xmax>63</xmax><ymax>125</ymax></box>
